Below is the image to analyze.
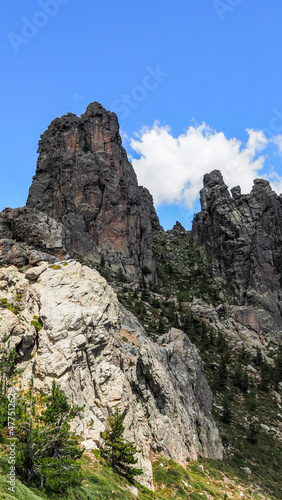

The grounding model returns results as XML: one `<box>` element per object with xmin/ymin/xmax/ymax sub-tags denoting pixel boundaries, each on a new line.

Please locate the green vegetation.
<box><xmin>141</xmin><ymin>266</ymin><xmax>152</xmax><ymax>276</ymax></box>
<box><xmin>114</xmin><ymin>230</ymin><xmax>282</xmax><ymax>499</ymax></box>
<box><xmin>0</xmin><ymin>298</ymin><xmax>19</xmax><ymax>314</ymax></box>
<box><xmin>102</xmin><ymin>407</ymin><xmax>142</xmax><ymax>481</ymax></box>
<box><xmin>48</xmin><ymin>264</ymin><xmax>61</xmax><ymax>271</ymax></box>
<box><xmin>0</xmin><ymin>229</ymin><xmax>281</xmax><ymax>498</ymax></box>
<box><xmin>0</xmin><ymin>452</ymin><xmax>276</xmax><ymax>499</ymax></box>
<box><xmin>0</xmin><ymin>333</ymin><xmax>17</xmax><ymax>432</ymax></box>
<box><xmin>0</xmin><ymin>379</ymin><xmax>84</xmax><ymax>496</ymax></box>
<box><xmin>30</xmin><ymin>316</ymin><xmax>43</xmax><ymax>332</ymax></box>
<box><xmin>153</xmin><ymin>230</ymin><xmax>222</xmax><ymax>304</ymax></box>
<box><xmin>16</xmin><ymin>379</ymin><xmax>83</xmax><ymax>493</ymax></box>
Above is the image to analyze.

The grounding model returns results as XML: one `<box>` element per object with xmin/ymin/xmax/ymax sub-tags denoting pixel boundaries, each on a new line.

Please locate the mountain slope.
<box><xmin>0</xmin><ymin>103</ymin><xmax>281</xmax><ymax>499</ymax></box>
<box><xmin>0</xmin><ymin>261</ymin><xmax>222</xmax><ymax>490</ymax></box>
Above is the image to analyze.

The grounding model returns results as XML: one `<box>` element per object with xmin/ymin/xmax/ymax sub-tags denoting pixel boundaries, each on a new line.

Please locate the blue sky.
<box><xmin>1</xmin><ymin>0</ymin><xmax>282</xmax><ymax>229</ymax></box>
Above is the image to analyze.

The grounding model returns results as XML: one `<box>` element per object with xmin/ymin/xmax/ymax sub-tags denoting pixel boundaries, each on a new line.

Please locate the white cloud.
<box><xmin>130</xmin><ymin>122</ymin><xmax>280</xmax><ymax>208</ymax></box>
<box><xmin>273</xmin><ymin>134</ymin><xmax>282</xmax><ymax>155</ymax></box>
<box><xmin>120</xmin><ymin>129</ymin><xmax>129</xmax><ymax>144</ymax></box>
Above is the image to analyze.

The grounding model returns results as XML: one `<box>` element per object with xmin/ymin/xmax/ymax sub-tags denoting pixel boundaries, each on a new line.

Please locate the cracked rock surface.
<box><xmin>0</xmin><ymin>207</ymin><xmax>71</xmax><ymax>267</ymax></box>
<box><xmin>0</xmin><ymin>261</ymin><xmax>222</xmax><ymax>489</ymax></box>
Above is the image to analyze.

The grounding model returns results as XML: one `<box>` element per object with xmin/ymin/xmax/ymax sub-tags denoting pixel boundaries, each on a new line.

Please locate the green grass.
<box><xmin>0</xmin><ymin>452</ymin><xmax>278</xmax><ymax>500</ymax></box>
<box><xmin>0</xmin><ymin>298</ymin><xmax>18</xmax><ymax>314</ymax></box>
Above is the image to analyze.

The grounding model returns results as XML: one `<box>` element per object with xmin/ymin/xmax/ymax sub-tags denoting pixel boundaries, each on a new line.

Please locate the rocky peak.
<box><xmin>200</xmin><ymin>170</ymin><xmax>230</xmax><ymax>211</ymax></box>
<box><xmin>26</xmin><ymin>102</ymin><xmax>162</xmax><ymax>281</ymax></box>
<box><xmin>192</xmin><ymin>170</ymin><xmax>282</xmax><ymax>339</ymax></box>
<box><xmin>169</xmin><ymin>221</ymin><xmax>187</xmax><ymax>235</ymax></box>
<box><xmin>203</xmin><ymin>169</ymin><xmax>226</xmax><ymax>188</ymax></box>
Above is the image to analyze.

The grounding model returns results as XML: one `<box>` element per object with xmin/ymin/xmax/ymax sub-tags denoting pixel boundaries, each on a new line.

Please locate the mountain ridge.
<box><xmin>0</xmin><ymin>102</ymin><xmax>281</xmax><ymax>499</ymax></box>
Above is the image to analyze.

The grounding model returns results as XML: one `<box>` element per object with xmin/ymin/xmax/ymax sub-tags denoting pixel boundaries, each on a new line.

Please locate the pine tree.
<box><xmin>254</xmin><ymin>346</ymin><xmax>263</xmax><ymax>366</ymax></box>
<box><xmin>233</xmin><ymin>365</ymin><xmax>249</xmax><ymax>392</ymax></box>
<box><xmin>140</xmin><ymin>275</ymin><xmax>150</xmax><ymax>301</ymax></box>
<box><xmin>157</xmin><ymin>317</ymin><xmax>166</xmax><ymax>334</ymax></box>
<box><xmin>0</xmin><ymin>334</ymin><xmax>17</xmax><ymax>397</ymax></box>
<box><xmin>102</xmin><ymin>407</ymin><xmax>142</xmax><ymax>481</ymax></box>
<box><xmin>221</xmin><ymin>397</ymin><xmax>232</xmax><ymax>424</ymax></box>
<box><xmin>117</xmin><ymin>268</ymin><xmax>127</xmax><ymax>283</ymax></box>
<box><xmin>217</xmin><ymin>331</ymin><xmax>229</xmax><ymax>353</ymax></box>
<box><xmin>100</xmin><ymin>254</ymin><xmax>105</xmax><ymax>268</ymax></box>
<box><xmin>181</xmin><ymin>312</ymin><xmax>191</xmax><ymax>334</ymax></box>
<box><xmin>247</xmin><ymin>419</ymin><xmax>259</xmax><ymax>445</ymax></box>
<box><xmin>215</xmin><ymin>355</ymin><xmax>228</xmax><ymax>392</ymax></box>
<box><xmin>16</xmin><ymin>379</ymin><xmax>83</xmax><ymax>492</ymax></box>
<box><xmin>0</xmin><ymin>334</ymin><xmax>17</xmax><ymax>430</ymax></box>
<box><xmin>259</xmin><ymin>362</ymin><xmax>273</xmax><ymax>391</ymax></box>
<box><xmin>201</xmin><ymin>321</ymin><xmax>210</xmax><ymax>348</ymax></box>
<box><xmin>274</xmin><ymin>344</ymin><xmax>282</xmax><ymax>390</ymax></box>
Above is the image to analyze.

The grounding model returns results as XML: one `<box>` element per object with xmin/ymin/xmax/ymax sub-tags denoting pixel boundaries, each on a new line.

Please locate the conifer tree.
<box><xmin>247</xmin><ymin>419</ymin><xmax>259</xmax><ymax>445</ymax></box>
<box><xmin>102</xmin><ymin>407</ymin><xmax>142</xmax><ymax>481</ymax></box>
<box><xmin>233</xmin><ymin>365</ymin><xmax>249</xmax><ymax>392</ymax></box>
<box><xmin>254</xmin><ymin>346</ymin><xmax>263</xmax><ymax>366</ymax></box>
<box><xmin>0</xmin><ymin>334</ymin><xmax>17</xmax><ymax>397</ymax></box>
<box><xmin>16</xmin><ymin>379</ymin><xmax>83</xmax><ymax>492</ymax></box>
<box><xmin>259</xmin><ymin>362</ymin><xmax>272</xmax><ymax>391</ymax></box>
<box><xmin>157</xmin><ymin>317</ymin><xmax>166</xmax><ymax>334</ymax></box>
<box><xmin>0</xmin><ymin>334</ymin><xmax>17</xmax><ymax>430</ymax></box>
<box><xmin>215</xmin><ymin>355</ymin><xmax>228</xmax><ymax>392</ymax></box>
<box><xmin>221</xmin><ymin>397</ymin><xmax>232</xmax><ymax>424</ymax></box>
<box><xmin>274</xmin><ymin>344</ymin><xmax>282</xmax><ymax>390</ymax></box>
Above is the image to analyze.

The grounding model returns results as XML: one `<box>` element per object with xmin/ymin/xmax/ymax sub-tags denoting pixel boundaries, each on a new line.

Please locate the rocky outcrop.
<box><xmin>0</xmin><ymin>207</ymin><xmax>71</xmax><ymax>267</ymax></box>
<box><xmin>26</xmin><ymin>102</ymin><xmax>162</xmax><ymax>282</ymax></box>
<box><xmin>190</xmin><ymin>298</ymin><xmax>270</xmax><ymax>352</ymax></box>
<box><xmin>0</xmin><ymin>261</ymin><xmax>223</xmax><ymax>489</ymax></box>
<box><xmin>168</xmin><ymin>221</ymin><xmax>187</xmax><ymax>235</ymax></box>
<box><xmin>192</xmin><ymin>170</ymin><xmax>282</xmax><ymax>338</ymax></box>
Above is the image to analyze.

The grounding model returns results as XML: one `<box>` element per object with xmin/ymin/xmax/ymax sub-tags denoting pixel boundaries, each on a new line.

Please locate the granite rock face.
<box><xmin>0</xmin><ymin>261</ymin><xmax>223</xmax><ymax>489</ymax></box>
<box><xmin>0</xmin><ymin>207</ymin><xmax>71</xmax><ymax>267</ymax></box>
<box><xmin>192</xmin><ymin>170</ymin><xmax>282</xmax><ymax>338</ymax></box>
<box><xmin>26</xmin><ymin>102</ymin><xmax>162</xmax><ymax>282</ymax></box>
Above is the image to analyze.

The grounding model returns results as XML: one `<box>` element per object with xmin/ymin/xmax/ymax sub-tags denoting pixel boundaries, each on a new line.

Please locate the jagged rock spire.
<box><xmin>26</xmin><ymin>102</ymin><xmax>163</xmax><ymax>281</ymax></box>
<box><xmin>192</xmin><ymin>170</ymin><xmax>282</xmax><ymax>338</ymax></box>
